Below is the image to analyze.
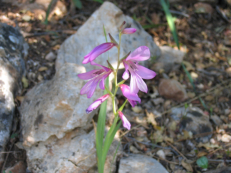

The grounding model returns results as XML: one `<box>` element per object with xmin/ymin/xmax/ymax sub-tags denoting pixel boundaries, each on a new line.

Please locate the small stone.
<box><xmin>156</xmin><ymin>150</ymin><xmax>166</xmax><ymax>159</ymax></box>
<box><xmin>190</xmin><ymin>72</ymin><xmax>198</xmax><ymax>79</ymax></box>
<box><xmin>37</xmin><ymin>74</ymin><xmax>43</xmax><ymax>81</ymax></box>
<box><xmin>132</xmin><ymin>106</ymin><xmax>143</xmax><ymax>113</ymax></box>
<box><xmin>210</xmin><ymin>115</ymin><xmax>222</xmax><ymax>126</ymax></box>
<box><xmin>22</xmin><ymin>14</ymin><xmax>31</xmax><ymax>21</ymax></box>
<box><xmin>130</xmin><ymin>146</ymin><xmax>140</xmax><ymax>154</ymax></box>
<box><xmin>152</xmin><ymin>98</ymin><xmax>164</xmax><ymax>105</ymax></box>
<box><xmin>118</xmin><ymin>154</ymin><xmax>169</xmax><ymax>173</ymax></box>
<box><xmin>221</xmin><ymin>134</ymin><xmax>231</xmax><ymax>143</ymax></box>
<box><xmin>224</xmin><ymin>109</ymin><xmax>230</xmax><ymax>115</ymax></box>
<box><xmin>45</xmin><ymin>51</ymin><xmax>56</xmax><ymax>61</ymax></box>
<box><xmin>158</xmin><ymin>79</ymin><xmax>188</xmax><ymax>102</ymax></box>
<box><xmin>38</xmin><ymin>66</ymin><xmax>48</xmax><ymax>71</ymax></box>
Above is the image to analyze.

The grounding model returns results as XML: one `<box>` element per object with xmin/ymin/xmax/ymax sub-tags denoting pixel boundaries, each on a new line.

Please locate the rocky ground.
<box><xmin>0</xmin><ymin>0</ymin><xmax>231</xmax><ymax>172</ymax></box>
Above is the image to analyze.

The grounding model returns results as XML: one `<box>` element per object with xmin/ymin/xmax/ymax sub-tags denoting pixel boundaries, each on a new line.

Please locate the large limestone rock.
<box><xmin>20</xmin><ymin>63</ymin><xmax>121</xmax><ymax>172</ymax></box>
<box><xmin>0</xmin><ymin>23</ymin><xmax>28</xmax><ymax>166</ymax></box>
<box><xmin>20</xmin><ymin>63</ymin><xmax>102</xmax><ymax>147</ymax></box>
<box><xmin>118</xmin><ymin>154</ymin><xmax>169</xmax><ymax>173</ymax></box>
<box><xmin>56</xmin><ymin>1</ymin><xmax>161</xmax><ymax>72</ymax></box>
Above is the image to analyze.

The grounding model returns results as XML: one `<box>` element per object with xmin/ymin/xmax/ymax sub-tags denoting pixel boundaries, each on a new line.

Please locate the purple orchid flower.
<box><xmin>86</xmin><ymin>94</ymin><xmax>110</xmax><ymax>114</ymax></box>
<box><xmin>122</xmin><ymin>46</ymin><xmax>156</xmax><ymax>94</ymax></box>
<box><xmin>122</xmin><ymin>28</ymin><xmax>137</xmax><ymax>34</ymax></box>
<box><xmin>120</xmin><ymin>84</ymin><xmax>141</xmax><ymax>107</ymax></box>
<box><xmin>82</xmin><ymin>43</ymin><xmax>116</xmax><ymax>64</ymax></box>
<box><xmin>78</xmin><ymin>63</ymin><xmax>112</xmax><ymax>98</ymax></box>
<box><xmin>118</xmin><ymin>111</ymin><xmax>131</xmax><ymax>130</ymax></box>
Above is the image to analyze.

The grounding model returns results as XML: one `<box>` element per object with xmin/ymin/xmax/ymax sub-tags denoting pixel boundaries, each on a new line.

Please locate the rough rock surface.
<box><xmin>170</xmin><ymin>107</ymin><xmax>213</xmax><ymax>143</ymax></box>
<box><xmin>0</xmin><ymin>23</ymin><xmax>28</xmax><ymax>165</ymax></box>
<box><xmin>158</xmin><ymin>79</ymin><xmax>188</xmax><ymax>102</ymax></box>
<box><xmin>56</xmin><ymin>1</ymin><xmax>161</xmax><ymax>72</ymax></box>
<box><xmin>118</xmin><ymin>154</ymin><xmax>169</xmax><ymax>173</ymax></box>
<box><xmin>20</xmin><ymin>63</ymin><xmax>120</xmax><ymax>172</ymax></box>
<box><xmin>152</xmin><ymin>46</ymin><xmax>185</xmax><ymax>73</ymax></box>
<box><xmin>20</xmin><ymin>63</ymin><xmax>102</xmax><ymax>147</ymax></box>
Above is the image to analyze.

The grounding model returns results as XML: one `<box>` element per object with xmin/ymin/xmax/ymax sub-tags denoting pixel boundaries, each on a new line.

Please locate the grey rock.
<box><xmin>210</xmin><ymin>115</ymin><xmax>223</xmax><ymax>126</ymax></box>
<box><xmin>118</xmin><ymin>154</ymin><xmax>169</xmax><ymax>173</ymax></box>
<box><xmin>25</xmin><ymin>128</ymin><xmax>97</xmax><ymax>173</ymax></box>
<box><xmin>0</xmin><ymin>23</ymin><xmax>28</xmax><ymax>165</ymax></box>
<box><xmin>170</xmin><ymin>107</ymin><xmax>213</xmax><ymax>143</ymax></box>
<box><xmin>20</xmin><ymin>63</ymin><xmax>103</xmax><ymax>147</ymax></box>
<box><xmin>152</xmin><ymin>46</ymin><xmax>185</xmax><ymax>73</ymax></box>
<box><xmin>20</xmin><ymin>63</ymin><xmax>121</xmax><ymax>172</ymax></box>
<box><xmin>56</xmin><ymin>1</ymin><xmax>161</xmax><ymax>72</ymax></box>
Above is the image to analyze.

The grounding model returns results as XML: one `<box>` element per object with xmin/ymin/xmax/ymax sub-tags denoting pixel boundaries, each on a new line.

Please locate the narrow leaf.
<box><xmin>196</xmin><ymin>156</ymin><xmax>208</xmax><ymax>169</ymax></box>
<box><xmin>160</xmin><ymin>0</ymin><xmax>179</xmax><ymax>49</ymax></box>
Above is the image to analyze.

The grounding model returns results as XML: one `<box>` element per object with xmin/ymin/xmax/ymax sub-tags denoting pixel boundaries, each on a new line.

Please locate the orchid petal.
<box><xmin>130</xmin><ymin>74</ymin><xmax>139</xmax><ymax>94</ymax></box>
<box><xmin>78</xmin><ymin>69</ymin><xmax>101</xmax><ymax>80</ymax></box>
<box><xmin>127</xmin><ymin>99</ymin><xmax>137</xmax><ymax>107</ymax></box>
<box><xmin>118</xmin><ymin>111</ymin><xmax>131</xmax><ymax>130</ymax></box>
<box><xmin>122</xmin><ymin>28</ymin><xmax>137</xmax><ymax>34</ymax></box>
<box><xmin>132</xmin><ymin>74</ymin><xmax>148</xmax><ymax>93</ymax></box>
<box><xmin>136</xmin><ymin>65</ymin><xmax>156</xmax><ymax>79</ymax></box>
<box><xmin>82</xmin><ymin>43</ymin><xmax>116</xmax><ymax>64</ymax></box>
<box><xmin>90</xmin><ymin>61</ymin><xmax>111</xmax><ymax>72</ymax></box>
<box><xmin>120</xmin><ymin>84</ymin><xmax>141</xmax><ymax>103</ymax></box>
<box><xmin>126</xmin><ymin>46</ymin><xmax>150</xmax><ymax>62</ymax></box>
<box><xmin>86</xmin><ymin>94</ymin><xmax>110</xmax><ymax>113</ymax></box>
<box><xmin>122</xmin><ymin>61</ymin><xmax>130</xmax><ymax>80</ymax></box>
<box><xmin>87</xmin><ymin>78</ymin><xmax>100</xmax><ymax>98</ymax></box>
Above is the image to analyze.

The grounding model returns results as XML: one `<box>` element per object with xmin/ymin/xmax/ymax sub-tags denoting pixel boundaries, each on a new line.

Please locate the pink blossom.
<box><xmin>86</xmin><ymin>94</ymin><xmax>110</xmax><ymax>114</ymax></box>
<box><xmin>118</xmin><ymin>111</ymin><xmax>131</xmax><ymax>130</ymax></box>
<box><xmin>120</xmin><ymin>84</ymin><xmax>141</xmax><ymax>107</ymax></box>
<box><xmin>78</xmin><ymin>63</ymin><xmax>112</xmax><ymax>98</ymax></box>
<box><xmin>82</xmin><ymin>43</ymin><xmax>116</xmax><ymax>64</ymax></box>
<box><xmin>122</xmin><ymin>46</ymin><xmax>156</xmax><ymax>94</ymax></box>
<box><xmin>122</xmin><ymin>28</ymin><xmax>137</xmax><ymax>34</ymax></box>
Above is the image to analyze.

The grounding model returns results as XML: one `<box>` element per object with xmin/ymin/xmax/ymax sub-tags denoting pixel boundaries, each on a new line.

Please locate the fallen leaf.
<box><xmin>181</xmin><ymin>159</ymin><xmax>193</xmax><ymax>172</ymax></box>
<box><xmin>21</xmin><ymin>76</ymin><xmax>28</xmax><ymax>88</ymax></box>
<box><xmin>146</xmin><ymin>109</ymin><xmax>157</xmax><ymax>128</ymax></box>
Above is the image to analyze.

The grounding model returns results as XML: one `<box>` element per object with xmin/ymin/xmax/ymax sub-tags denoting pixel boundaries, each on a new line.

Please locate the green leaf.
<box><xmin>196</xmin><ymin>156</ymin><xmax>208</xmax><ymax>169</ymax></box>
<box><xmin>103</xmin><ymin>25</ymin><xmax>108</xmax><ymax>42</ymax></box>
<box><xmin>182</xmin><ymin>62</ymin><xmax>195</xmax><ymax>90</ymax></box>
<box><xmin>72</xmin><ymin>0</ymin><xmax>82</xmax><ymax>9</ymax></box>
<box><xmin>96</xmin><ymin>76</ymin><xmax>109</xmax><ymax>173</ymax></box>
<box><xmin>93</xmin><ymin>0</ymin><xmax>104</xmax><ymax>3</ymax></box>
<box><xmin>109</xmin><ymin>141</ymin><xmax>121</xmax><ymax>173</ymax></box>
<box><xmin>160</xmin><ymin>0</ymin><xmax>179</xmax><ymax>49</ymax></box>
<box><xmin>102</xmin><ymin>120</ymin><xmax>122</xmax><ymax>164</ymax></box>
<box><xmin>44</xmin><ymin>0</ymin><xmax>57</xmax><ymax>25</ymax></box>
<box><xmin>142</xmin><ymin>24</ymin><xmax>166</xmax><ymax>29</ymax></box>
<box><xmin>10</xmin><ymin>133</ymin><xmax>18</xmax><ymax>139</ymax></box>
